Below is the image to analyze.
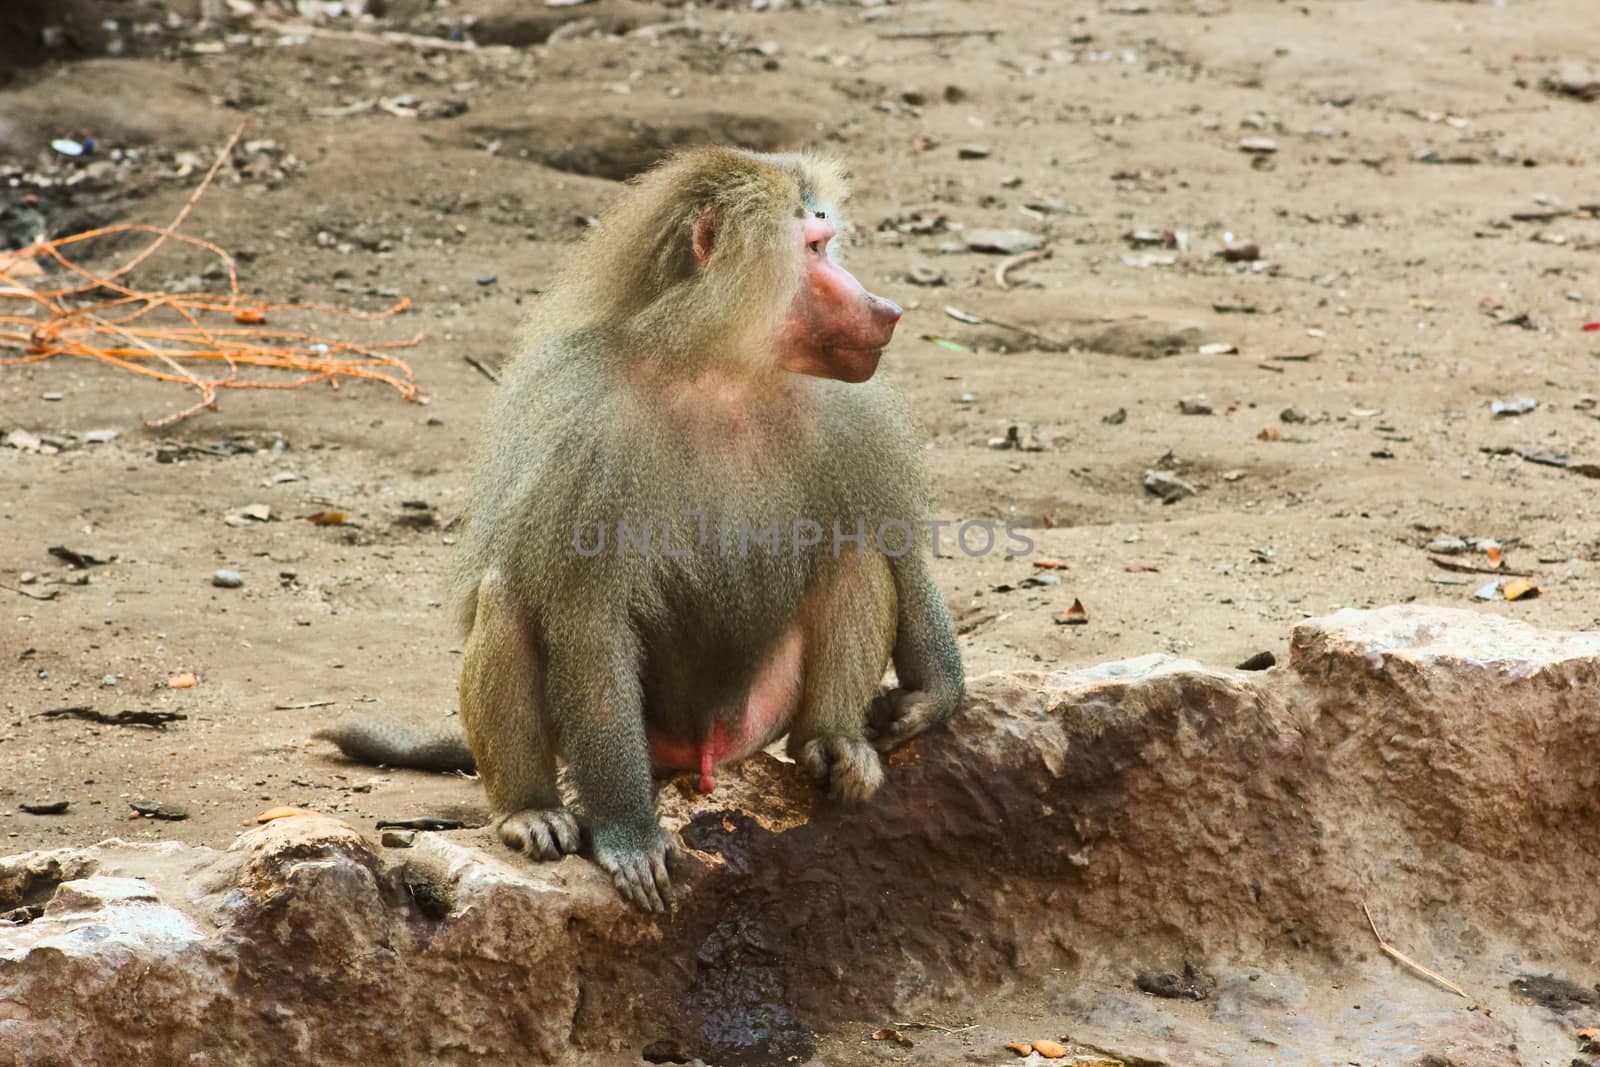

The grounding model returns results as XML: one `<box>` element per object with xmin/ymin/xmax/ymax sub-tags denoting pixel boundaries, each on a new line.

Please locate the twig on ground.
<box><xmin>463</xmin><ymin>355</ymin><xmax>502</xmax><ymax>384</ymax></box>
<box><xmin>1427</xmin><ymin>555</ymin><xmax>1532</xmax><ymax>577</ymax></box>
<box><xmin>996</xmin><ymin>248</ymin><xmax>1051</xmax><ymax>290</ymax></box>
<box><xmin>942</xmin><ymin>305</ymin><xmax>1068</xmax><ymax>350</ymax></box>
<box><xmin>879</xmin><ymin>27</ymin><xmax>1001</xmax><ymax>40</ymax></box>
<box><xmin>893</xmin><ymin>1020</ymin><xmax>980</xmax><ymax>1035</ymax></box>
<box><xmin>1362</xmin><ymin>900</ymin><xmax>1468</xmax><ymax>998</ymax></box>
<box><xmin>253</xmin><ymin>18</ymin><xmax>485</xmax><ymax>52</ymax></box>
<box><xmin>0</xmin><ymin>583</ymin><xmax>57</xmax><ymax>601</ymax></box>
<box><xmin>0</xmin><ymin>120</ymin><xmax>424</xmax><ymax>427</ymax></box>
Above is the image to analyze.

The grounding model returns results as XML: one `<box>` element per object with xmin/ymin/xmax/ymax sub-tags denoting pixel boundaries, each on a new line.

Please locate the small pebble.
<box><xmin>382</xmin><ymin>829</ymin><xmax>417</xmax><ymax>848</ymax></box>
<box><xmin>41</xmin><ymin>393</ymin><xmax>63</xmax><ymax>402</ymax></box>
<box><xmin>21</xmin><ymin>800</ymin><xmax>69</xmax><ymax>815</ymax></box>
<box><xmin>476</xmin><ymin>274</ymin><xmax>498</xmax><ymax>286</ymax></box>
<box><xmin>212</xmin><ymin>569</ymin><xmax>244</xmax><ymax>588</ymax></box>
<box><xmin>1179</xmin><ymin>395</ymin><xmax>1214</xmax><ymax>416</ymax></box>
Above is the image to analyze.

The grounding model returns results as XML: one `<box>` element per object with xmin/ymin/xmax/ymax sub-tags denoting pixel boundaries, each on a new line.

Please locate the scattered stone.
<box><xmin>1103</xmin><ymin>407</ymin><xmax>1128</xmax><ymax>425</ymax></box>
<box><xmin>1144</xmin><ymin>469</ymin><xmax>1198</xmax><ymax>503</ymax></box>
<box><xmin>956</xmin><ymin>144</ymin><xmax>992</xmax><ymax>160</ymax></box>
<box><xmin>1427</xmin><ymin>536</ymin><xmax>1470</xmax><ymax>555</ymax></box>
<box><xmin>1239</xmin><ymin>137</ymin><xmax>1278</xmax><ymax>154</ymax></box>
<box><xmin>212</xmin><ymin>569</ymin><xmax>245</xmax><ymax>589</ymax></box>
<box><xmin>987</xmin><ymin>425</ymin><xmax>1046</xmax><ymax>452</ymax></box>
<box><xmin>374</xmin><ymin>817</ymin><xmax>467</xmax><ymax>832</ymax></box>
<box><xmin>19</xmin><ymin>800</ymin><xmax>68</xmax><ymax>815</ymax></box>
<box><xmin>1542</xmin><ymin>62</ymin><xmax>1600</xmax><ymax>102</ymax></box>
<box><xmin>129</xmin><ymin>799</ymin><xmax>189</xmax><ymax>821</ymax></box>
<box><xmin>82</xmin><ymin>429</ymin><xmax>119</xmax><ymax>444</ymax></box>
<box><xmin>224</xmin><ymin>504</ymin><xmax>272</xmax><ymax>526</ymax></box>
<box><xmin>1121</xmin><ymin>252</ymin><xmax>1176</xmax><ymax>269</ymax></box>
<box><xmin>962</xmin><ymin>228</ymin><xmax>1046</xmax><ymax>255</ymax></box>
<box><xmin>1491</xmin><ymin>397</ymin><xmax>1538</xmax><ymax>417</ymax></box>
<box><xmin>1178</xmin><ymin>395</ymin><xmax>1213</xmax><ymax>415</ymax></box>
<box><xmin>1236</xmin><ymin>651</ymin><xmax>1276</xmax><ymax>671</ymax></box>
<box><xmin>1510</xmin><ymin>973</ymin><xmax>1600</xmax><ymax>1011</ymax></box>
<box><xmin>381</xmin><ymin>830</ymin><xmax>417</xmax><ymax>849</ymax></box>
<box><xmin>908</xmin><ymin>264</ymin><xmax>946</xmax><ymax>286</ymax></box>
<box><xmin>48</xmin><ymin>545</ymin><xmax>110</xmax><ymax>568</ymax></box>
<box><xmin>1127</xmin><ymin>228</ymin><xmax>1181</xmax><ymax>247</ymax></box>
<box><xmin>4</xmin><ymin>429</ymin><xmax>48</xmax><ymax>453</ymax></box>
<box><xmin>1196</xmin><ymin>342</ymin><xmax>1237</xmax><ymax>356</ymax></box>
<box><xmin>1280</xmin><ymin>407</ymin><xmax>1308</xmax><ymax>423</ymax></box>
<box><xmin>1135</xmin><ymin>962</ymin><xmax>1216</xmax><ymax>1000</ymax></box>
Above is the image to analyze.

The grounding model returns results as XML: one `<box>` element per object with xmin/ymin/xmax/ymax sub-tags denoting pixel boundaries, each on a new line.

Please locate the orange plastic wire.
<box><xmin>0</xmin><ymin>120</ymin><xmax>424</xmax><ymax>427</ymax></box>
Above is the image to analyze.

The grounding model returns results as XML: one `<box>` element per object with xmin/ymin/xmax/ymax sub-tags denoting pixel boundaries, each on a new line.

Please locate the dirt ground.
<box><xmin>2</xmin><ymin>0</ymin><xmax>1599</xmax><ymax>1056</ymax></box>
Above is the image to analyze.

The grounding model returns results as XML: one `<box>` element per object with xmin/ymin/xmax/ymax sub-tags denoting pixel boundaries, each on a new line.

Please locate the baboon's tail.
<box><xmin>314</xmin><ymin>718</ymin><xmax>475</xmax><ymax>774</ymax></box>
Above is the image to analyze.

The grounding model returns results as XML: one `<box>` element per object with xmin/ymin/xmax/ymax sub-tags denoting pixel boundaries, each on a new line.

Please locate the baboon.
<box><xmin>320</xmin><ymin>147</ymin><xmax>964</xmax><ymax>911</ymax></box>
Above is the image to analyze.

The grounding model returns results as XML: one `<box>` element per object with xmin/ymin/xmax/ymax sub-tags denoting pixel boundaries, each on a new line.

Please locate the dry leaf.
<box><xmin>1485</xmin><ymin>545</ymin><xmax>1503</xmax><ymax>567</ymax></box>
<box><xmin>871</xmin><ymin>1028</ymin><xmax>912</xmax><ymax>1046</ymax></box>
<box><xmin>1502</xmin><ymin>578</ymin><xmax>1542</xmax><ymax>601</ymax></box>
<box><xmin>1033</xmin><ymin>558</ymin><xmax>1067</xmax><ymax>570</ymax></box>
<box><xmin>1124</xmin><ymin>560</ymin><xmax>1160</xmax><ymax>573</ymax></box>
<box><xmin>305</xmin><ymin>510</ymin><xmax>349</xmax><ymax>526</ymax></box>
<box><xmin>1054</xmin><ymin>599</ymin><xmax>1088</xmax><ymax>626</ymax></box>
<box><xmin>1004</xmin><ymin>1042</ymin><xmax>1034</xmax><ymax>1056</ymax></box>
<box><xmin>1578</xmin><ymin>1027</ymin><xmax>1599</xmax><ymax>1038</ymax></box>
<box><xmin>232</xmin><ymin>306</ymin><xmax>267</xmax><ymax>325</ymax></box>
<box><xmin>1257</xmin><ymin>426</ymin><xmax>1281</xmax><ymax>442</ymax></box>
<box><xmin>255</xmin><ymin>806</ymin><xmax>318</xmax><ymax>823</ymax></box>
<box><xmin>167</xmin><ymin>672</ymin><xmax>198</xmax><ymax>689</ymax></box>
<box><xmin>1033</xmin><ymin>1038</ymin><xmax>1068</xmax><ymax>1058</ymax></box>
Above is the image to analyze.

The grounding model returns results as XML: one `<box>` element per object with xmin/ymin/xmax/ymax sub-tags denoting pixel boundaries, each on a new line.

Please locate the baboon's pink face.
<box><xmin>772</xmin><ymin>215</ymin><xmax>902</xmax><ymax>383</ymax></box>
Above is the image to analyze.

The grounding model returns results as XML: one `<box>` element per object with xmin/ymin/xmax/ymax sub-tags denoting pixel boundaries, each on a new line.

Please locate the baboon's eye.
<box><xmin>814</xmin><ymin>211</ymin><xmax>828</xmax><ymax>220</ymax></box>
<box><xmin>808</xmin><ymin>241</ymin><xmax>821</xmax><ymax>253</ymax></box>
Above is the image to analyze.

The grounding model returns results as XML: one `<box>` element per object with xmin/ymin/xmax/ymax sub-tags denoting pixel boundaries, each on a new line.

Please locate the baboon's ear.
<box><xmin>692</xmin><ymin>206</ymin><xmax>716</xmax><ymax>265</ymax></box>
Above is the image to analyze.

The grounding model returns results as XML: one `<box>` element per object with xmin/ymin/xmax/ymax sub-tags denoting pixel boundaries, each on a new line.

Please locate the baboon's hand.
<box><xmin>800</xmin><ymin>735</ymin><xmax>885</xmax><ymax>804</ymax></box>
<box><xmin>867</xmin><ymin>687</ymin><xmax>956</xmax><ymax>750</ymax></box>
<box><xmin>498</xmin><ymin>808</ymin><xmax>581</xmax><ymax>860</ymax></box>
<box><xmin>593</xmin><ymin>822</ymin><xmax>678</xmax><ymax>913</ymax></box>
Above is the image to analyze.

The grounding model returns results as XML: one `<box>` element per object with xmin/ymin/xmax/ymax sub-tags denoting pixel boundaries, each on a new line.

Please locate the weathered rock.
<box><xmin>1543</xmin><ymin>61</ymin><xmax>1600</xmax><ymax>101</ymax></box>
<box><xmin>3</xmin><ymin>606</ymin><xmax>1599</xmax><ymax>1066</ymax></box>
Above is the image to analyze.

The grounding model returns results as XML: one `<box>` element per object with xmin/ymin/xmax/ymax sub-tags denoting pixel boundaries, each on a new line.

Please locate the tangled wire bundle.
<box><xmin>0</xmin><ymin>123</ymin><xmax>424</xmax><ymax>427</ymax></box>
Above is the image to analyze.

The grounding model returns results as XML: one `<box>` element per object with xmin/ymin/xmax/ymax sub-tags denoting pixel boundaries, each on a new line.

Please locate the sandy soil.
<box><xmin>3</xmin><ymin>0</ymin><xmax>1598</xmax><ymax>973</ymax></box>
